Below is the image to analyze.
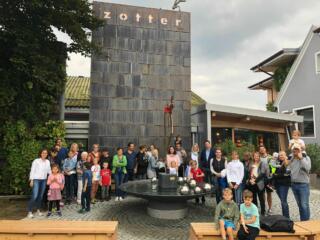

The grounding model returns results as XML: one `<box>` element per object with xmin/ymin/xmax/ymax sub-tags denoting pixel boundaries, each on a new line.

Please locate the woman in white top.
<box><xmin>190</xmin><ymin>143</ymin><xmax>200</xmax><ymax>164</ymax></box>
<box><xmin>27</xmin><ymin>148</ymin><xmax>51</xmax><ymax>218</ymax></box>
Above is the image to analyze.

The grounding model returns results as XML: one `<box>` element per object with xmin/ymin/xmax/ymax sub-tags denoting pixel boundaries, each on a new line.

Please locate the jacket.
<box><xmin>199</xmin><ymin>148</ymin><xmax>215</xmax><ymax>171</ymax></box>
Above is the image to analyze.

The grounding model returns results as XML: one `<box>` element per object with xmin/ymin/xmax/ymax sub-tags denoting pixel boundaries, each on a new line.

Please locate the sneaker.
<box><xmin>57</xmin><ymin>211</ymin><xmax>62</xmax><ymax>217</ymax></box>
<box><xmin>47</xmin><ymin>212</ymin><xmax>52</xmax><ymax>217</ymax></box>
<box><xmin>78</xmin><ymin>209</ymin><xmax>86</xmax><ymax>214</ymax></box>
<box><xmin>119</xmin><ymin>197</ymin><xmax>124</xmax><ymax>201</ymax></box>
<box><xmin>27</xmin><ymin>212</ymin><xmax>34</xmax><ymax>219</ymax></box>
<box><xmin>37</xmin><ymin>210</ymin><xmax>44</xmax><ymax>217</ymax></box>
<box><xmin>91</xmin><ymin>199</ymin><xmax>96</xmax><ymax>204</ymax></box>
<box><xmin>267</xmin><ymin>209</ymin><xmax>272</xmax><ymax>215</ymax></box>
<box><xmin>115</xmin><ymin>197</ymin><xmax>119</xmax><ymax>202</ymax></box>
<box><xmin>77</xmin><ymin>200</ymin><xmax>81</xmax><ymax>205</ymax></box>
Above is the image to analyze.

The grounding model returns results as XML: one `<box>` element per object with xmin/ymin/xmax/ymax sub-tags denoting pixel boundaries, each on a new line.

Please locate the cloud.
<box><xmin>65</xmin><ymin>0</ymin><xmax>320</xmax><ymax>110</ymax></box>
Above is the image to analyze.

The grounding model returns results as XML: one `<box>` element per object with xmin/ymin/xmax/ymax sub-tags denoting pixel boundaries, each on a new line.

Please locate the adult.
<box><xmin>88</xmin><ymin>143</ymin><xmax>101</xmax><ymax>163</ymax></box>
<box><xmin>290</xmin><ymin>144</ymin><xmax>311</xmax><ymax>221</ymax></box>
<box><xmin>55</xmin><ymin>138</ymin><xmax>68</xmax><ymax>169</ymax></box>
<box><xmin>136</xmin><ymin>145</ymin><xmax>148</xmax><ymax>180</ymax></box>
<box><xmin>176</xmin><ymin>142</ymin><xmax>188</xmax><ymax>177</ymax></box>
<box><xmin>273</xmin><ymin>151</ymin><xmax>291</xmax><ymax>218</ymax></box>
<box><xmin>76</xmin><ymin>151</ymin><xmax>88</xmax><ymax>204</ymax></box>
<box><xmin>199</xmin><ymin>140</ymin><xmax>215</xmax><ymax>184</ymax></box>
<box><xmin>112</xmin><ymin>147</ymin><xmax>127</xmax><ymax>201</ymax></box>
<box><xmin>147</xmin><ymin>148</ymin><xmax>158</xmax><ymax>179</ymax></box>
<box><xmin>191</xmin><ymin>143</ymin><xmax>200</xmax><ymax>164</ymax></box>
<box><xmin>27</xmin><ymin>149</ymin><xmax>51</xmax><ymax>218</ymax></box>
<box><xmin>247</xmin><ymin>152</ymin><xmax>269</xmax><ymax>216</ymax></box>
<box><xmin>210</xmin><ymin>148</ymin><xmax>227</xmax><ymax>204</ymax></box>
<box><xmin>100</xmin><ymin>148</ymin><xmax>112</xmax><ymax>169</ymax></box>
<box><xmin>242</xmin><ymin>152</ymin><xmax>252</xmax><ymax>190</ymax></box>
<box><xmin>166</xmin><ymin>146</ymin><xmax>180</xmax><ymax>171</ymax></box>
<box><xmin>259</xmin><ymin>146</ymin><xmax>273</xmax><ymax>214</ymax></box>
<box><xmin>124</xmin><ymin>143</ymin><xmax>137</xmax><ymax>181</ymax></box>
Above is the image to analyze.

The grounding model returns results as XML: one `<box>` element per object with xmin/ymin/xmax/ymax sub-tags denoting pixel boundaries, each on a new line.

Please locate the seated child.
<box><xmin>190</xmin><ymin>160</ymin><xmax>205</xmax><ymax>204</ymax></box>
<box><xmin>214</xmin><ymin>188</ymin><xmax>239</xmax><ymax>240</ymax></box>
<box><xmin>237</xmin><ymin>190</ymin><xmax>260</xmax><ymax>240</ymax></box>
<box><xmin>169</xmin><ymin>161</ymin><xmax>178</xmax><ymax>175</ymax></box>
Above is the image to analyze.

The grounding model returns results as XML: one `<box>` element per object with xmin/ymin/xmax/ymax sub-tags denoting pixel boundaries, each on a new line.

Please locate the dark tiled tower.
<box><xmin>90</xmin><ymin>2</ymin><xmax>191</xmax><ymax>155</ymax></box>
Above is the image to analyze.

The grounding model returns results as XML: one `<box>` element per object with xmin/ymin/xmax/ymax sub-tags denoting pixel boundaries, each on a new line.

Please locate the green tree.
<box><xmin>273</xmin><ymin>62</ymin><xmax>293</xmax><ymax>92</ymax></box>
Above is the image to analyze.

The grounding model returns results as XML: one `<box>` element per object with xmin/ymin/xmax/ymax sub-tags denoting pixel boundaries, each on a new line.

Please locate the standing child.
<box><xmin>214</xmin><ymin>188</ymin><xmax>240</xmax><ymax>240</ymax></box>
<box><xmin>190</xmin><ymin>160</ymin><xmax>205</xmax><ymax>204</ymax></box>
<box><xmin>169</xmin><ymin>161</ymin><xmax>178</xmax><ymax>175</ymax></box>
<box><xmin>63</xmin><ymin>151</ymin><xmax>77</xmax><ymax>204</ymax></box>
<box><xmin>47</xmin><ymin>164</ymin><xmax>64</xmax><ymax>217</ymax></box>
<box><xmin>91</xmin><ymin>158</ymin><xmax>101</xmax><ymax>204</ymax></box>
<box><xmin>79</xmin><ymin>162</ymin><xmax>92</xmax><ymax>213</ymax></box>
<box><xmin>100</xmin><ymin>161</ymin><xmax>111</xmax><ymax>201</ymax></box>
<box><xmin>238</xmin><ymin>190</ymin><xmax>260</xmax><ymax>240</ymax></box>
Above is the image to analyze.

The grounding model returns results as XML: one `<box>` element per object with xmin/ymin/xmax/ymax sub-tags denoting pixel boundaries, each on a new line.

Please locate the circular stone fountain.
<box><xmin>120</xmin><ymin>177</ymin><xmax>210</xmax><ymax>219</ymax></box>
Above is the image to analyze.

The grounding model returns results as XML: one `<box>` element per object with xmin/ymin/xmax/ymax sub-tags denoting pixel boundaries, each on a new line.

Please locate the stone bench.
<box><xmin>189</xmin><ymin>222</ymin><xmax>313</xmax><ymax>240</ymax></box>
<box><xmin>0</xmin><ymin>220</ymin><xmax>118</xmax><ymax>240</ymax></box>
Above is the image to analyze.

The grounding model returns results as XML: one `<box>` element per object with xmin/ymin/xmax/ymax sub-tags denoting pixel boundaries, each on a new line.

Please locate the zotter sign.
<box><xmin>90</xmin><ymin>2</ymin><xmax>191</xmax><ymax>155</ymax></box>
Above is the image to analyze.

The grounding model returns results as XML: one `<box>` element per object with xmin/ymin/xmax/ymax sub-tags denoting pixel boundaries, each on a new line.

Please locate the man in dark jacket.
<box><xmin>199</xmin><ymin>140</ymin><xmax>215</xmax><ymax>184</ymax></box>
<box><xmin>136</xmin><ymin>145</ymin><xmax>148</xmax><ymax>180</ymax></box>
<box><xmin>124</xmin><ymin>142</ymin><xmax>137</xmax><ymax>181</ymax></box>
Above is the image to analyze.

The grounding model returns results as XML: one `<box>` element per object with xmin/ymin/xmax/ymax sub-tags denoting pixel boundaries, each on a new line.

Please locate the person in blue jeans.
<box><xmin>199</xmin><ymin>140</ymin><xmax>215</xmax><ymax>194</ymax></box>
<box><xmin>112</xmin><ymin>147</ymin><xmax>127</xmax><ymax>201</ymax></box>
<box><xmin>27</xmin><ymin>149</ymin><xmax>51</xmax><ymax>218</ymax></box>
<box><xmin>79</xmin><ymin>162</ymin><xmax>92</xmax><ymax>213</ymax></box>
<box><xmin>289</xmin><ymin>144</ymin><xmax>311</xmax><ymax>221</ymax></box>
<box><xmin>124</xmin><ymin>142</ymin><xmax>137</xmax><ymax>182</ymax></box>
<box><xmin>274</xmin><ymin>151</ymin><xmax>291</xmax><ymax>218</ymax></box>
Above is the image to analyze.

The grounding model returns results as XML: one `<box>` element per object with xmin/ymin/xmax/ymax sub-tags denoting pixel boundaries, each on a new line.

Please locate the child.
<box><xmin>190</xmin><ymin>160</ymin><xmax>205</xmax><ymax>204</ymax></box>
<box><xmin>47</xmin><ymin>164</ymin><xmax>64</xmax><ymax>217</ymax></box>
<box><xmin>214</xmin><ymin>188</ymin><xmax>240</xmax><ymax>240</ymax></box>
<box><xmin>238</xmin><ymin>190</ymin><xmax>260</xmax><ymax>240</ymax></box>
<box><xmin>79</xmin><ymin>162</ymin><xmax>92</xmax><ymax>213</ymax></box>
<box><xmin>100</xmin><ymin>161</ymin><xmax>111</xmax><ymax>201</ymax></box>
<box><xmin>226</xmin><ymin>151</ymin><xmax>244</xmax><ymax>207</ymax></box>
<box><xmin>63</xmin><ymin>151</ymin><xmax>77</xmax><ymax>204</ymax></box>
<box><xmin>157</xmin><ymin>157</ymin><xmax>166</xmax><ymax>174</ymax></box>
<box><xmin>91</xmin><ymin>157</ymin><xmax>101</xmax><ymax>204</ymax></box>
<box><xmin>185</xmin><ymin>160</ymin><xmax>193</xmax><ymax>179</ymax></box>
<box><xmin>169</xmin><ymin>161</ymin><xmax>178</xmax><ymax>175</ymax></box>
<box><xmin>76</xmin><ymin>151</ymin><xmax>88</xmax><ymax>204</ymax></box>
<box><xmin>289</xmin><ymin>130</ymin><xmax>305</xmax><ymax>152</ymax></box>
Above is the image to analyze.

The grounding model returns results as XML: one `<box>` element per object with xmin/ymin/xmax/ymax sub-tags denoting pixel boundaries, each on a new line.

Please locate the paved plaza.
<box><xmin>27</xmin><ymin>188</ymin><xmax>320</xmax><ymax>240</ymax></box>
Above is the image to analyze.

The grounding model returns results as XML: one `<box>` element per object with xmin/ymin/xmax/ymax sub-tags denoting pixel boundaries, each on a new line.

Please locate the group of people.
<box><xmin>27</xmin><ymin>130</ymin><xmax>312</xmax><ymax>238</ymax></box>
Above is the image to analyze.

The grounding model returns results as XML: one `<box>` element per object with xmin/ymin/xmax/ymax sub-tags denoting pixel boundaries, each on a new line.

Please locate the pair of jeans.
<box><xmin>275</xmin><ymin>184</ymin><xmax>290</xmax><ymax>218</ymax></box>
<box><xmin>81</xmin><ymin>186</ymin><xmax>91</xmax><ymax>211</ymax></box>
<box><xmin>101</xmin><ymin>185</ymin><xmax>110</xmax><ymax>200</ymax></box>
<box><xmin>48</xmin><ymin>200</ymin><xmax>60</xmax><ymax>212</ymax></box>
<box><xmin>65</xmin><ymin>174</ymin><xmax>76</xmax><ymax>202</ymax></box>
<box><xmin>248</xmin><ymin>184</ymin><xmax>265</xmax><ymax>215</ymax></box>
<box><xmin>91</xmin><ymin>180</ymin><xmax>99</xmax><ymax>200</ymax></box>
<box><xmin>231</xmin><ymin>184</ymin><xmax>242</xmax><ymax>207</ymax></box>
<box><xmin>136</xmin><ymin>173</ymin><xmax>146</xmax><ymax>180</ymax></box>
<box><xmin>124</xmin><ymin>169</ymin><xmax>135</xmax><ymax>182</ymax></box>
<box><xmin>291</xmin><ymin>183</ymin><xmax>310</xmax><ymax>221</ymax></box>
<box><xmin>213</xmin><ymin>177</ymin><xmax>226</xmax><ymax>204</ymax></box>
<box><xmin>77</xmin><ymin>179</ymin><xmax>83</xmax><ymax>203</ymax></box>
<box><xmin>114</xmin><ymin>171</ymin><xmax>125</xmax><ymax>197</ymax></box>
<box><xmin>28</xmin><ymin>179</ymin><xmax>47</xmax><ymax>212</ymax></box>
<box><xmin>237</xmin><ymin>225</ymin><xmax>260</xmax><ymax>240</ymax></box>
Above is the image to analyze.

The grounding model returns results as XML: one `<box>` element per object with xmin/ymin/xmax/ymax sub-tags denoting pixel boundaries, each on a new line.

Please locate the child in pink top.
<box><xmin>47</xmin><ymin>164</ymin><xmax>64</xmax><ymax>217</ymax></box>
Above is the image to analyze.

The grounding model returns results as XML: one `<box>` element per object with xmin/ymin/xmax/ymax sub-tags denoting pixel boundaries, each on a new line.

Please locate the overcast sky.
<box><xmin>65</xmin><ymin>0</ymin><xmax>320</xmax><ymax>110</ymax></box>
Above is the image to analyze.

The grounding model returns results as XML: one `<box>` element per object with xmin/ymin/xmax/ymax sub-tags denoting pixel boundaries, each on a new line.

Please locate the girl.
<box><xmin>112</xmin><ymin>147</ymin><xmax>127</xmax><ymax>201</ymax></box>
<box><xmin>191</xmin><ymin>143</ymin><xmax>200</xmax><ymax>164</ymax></box>
<box><xmin>147</xmin><ymin>148</ymin><xmax>158</xmax><ymax>179</ymax></box>
<box><xmin>88</xmin><ymin>143</ymin><xmax>101</xmax><ymax>163</ymax></box>
<box><xmin>190</xmin><ymin>160</ymin><xmax>205</xmax><ymax>204</ymax></box>
<box><xmin>246</xmin><ymin>152</ymin><xmax>269</xmax><ymax>216</ymax></box>
<box><xmin>91</xmin><ymin>157</ymin><xmax>101</xmax><ymax>203</ymax></box>
<box><xmin>166</xmin><ymin>146</ymin><xmax>179</xmax><ymax>170</ymax></box>
<box><xmin>47</xmin><ymin>164</ymin><xmax>64</xmax><ymax>217</ymax></box>
<box><xmin>27</xmin><ymin>149</ymin><xmax>51</xmax><ymax>218</ymax></box>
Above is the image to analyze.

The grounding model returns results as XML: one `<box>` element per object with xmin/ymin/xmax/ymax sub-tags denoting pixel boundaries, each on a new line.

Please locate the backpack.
<box><xmin>260</xmin><ymin>215</ymin><xmax>295</xmax><ymax>233</ymax></box>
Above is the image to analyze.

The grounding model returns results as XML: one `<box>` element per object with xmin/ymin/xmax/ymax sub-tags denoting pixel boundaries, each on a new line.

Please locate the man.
<box><xmin>175</xmin><ymin>142</ymin><xmax>188</xmax><ymax>177</ymax></box>
<box><xmin>290</xmin><ymin>144</ymin><xmax>311</xmax><ymax>221</ymax></box>
<box><xmin>259</xmin><ymin>145</ymin><xmax>273</xmax><ymax>215</ymax></box>
<box><xmin>200</xmin><ymin>140</ymin><xmax>215</xmax><ymax>184</ymax></box>
<box><xmin>55</xmin><ymin>138</ymin><xmax>68</xmax><ymax>169</ymax></box>
<box><xmin>124</xmin><ymin>143</ymin><xmax>137</xmax><ymax>182</ymax></box>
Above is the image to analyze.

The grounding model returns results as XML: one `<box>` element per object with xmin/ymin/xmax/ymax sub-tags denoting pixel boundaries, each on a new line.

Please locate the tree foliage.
<box><xmin>273</xmin><ymin>62</ymin><xmax>293</xmax><ymax>92</ymax></box>
<box><xmin>215</xmin><ymin>139</ymin><xmax>256</xmax><ymax>161</ymax></box>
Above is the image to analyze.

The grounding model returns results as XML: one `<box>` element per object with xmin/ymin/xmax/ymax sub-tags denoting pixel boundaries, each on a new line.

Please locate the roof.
<box><xmin>192</xmin><ymin>103</ymin><xmax>303</xmax><ymax>123</ymax></box>
<box><xmin>65</xmin><ymin>76</ymin><xmax>206</xmax><ymax>108</ymax></box>
<box><xmin>314</xmin><ymin>27</ymin><xmax>320</xmax><ymax>33</ymax></box>
<box><xmin>275</xmin><ymin>26</ymin><xmax>318</xmax><ymax>106</ymax></box>
<box><xmin>248</xmin><ymin>77</ymin><xmax>273</xmax><ymax>90</ymax></box>
<box><xmin>251</xmin><ymin>48</ymin><xmax>300</xmax><ymax>73</ymax></box>
<box><xmin>65</xmin><ymin>76</ymin><xmax>91</xmax><ymax>108</ymax></box>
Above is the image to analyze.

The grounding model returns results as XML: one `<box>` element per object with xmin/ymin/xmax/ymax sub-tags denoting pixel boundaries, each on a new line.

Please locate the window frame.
<box><xmin>315</xmin><ymin>51</ymin><xmax>320</xmax><ymax>74</ymax></box>
<box><xmin>293</xmin><ymin>105</ymin><xmax>316</xmax><ymax>138</ymax></box>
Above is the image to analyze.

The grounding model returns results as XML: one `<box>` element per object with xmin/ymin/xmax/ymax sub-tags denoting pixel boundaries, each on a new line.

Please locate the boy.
<box><xmin>79</xmin><ymin>162</ymin><xmax>92</xmax><ymax>213</ymax></box>
<box><xmin>238</xmin><ymin>190</ymin><xmax>260</xmax><ymax>240</ymax></box>
<box><xmin>214</xmin><ymin>188</ymin><xmax>239</xmax><ymax>240</ymax></box>
<box><xmin>190</xmin><ymin>160</ymin><xmax>205</xmax><ymax>204</ymax></box>
<box><xmin>100</xmin><ymin>161</ymin><xmax>111</xmax><ymax>201</ymax></box>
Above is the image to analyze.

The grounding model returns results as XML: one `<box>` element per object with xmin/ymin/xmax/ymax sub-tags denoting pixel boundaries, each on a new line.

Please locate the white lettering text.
<box><xmin>136</xmin><ymin>13</ymin><xmax>141</xmax><ymax>22</ymax></box>
<box><xmin>176</xmin><ymin>19</ymin><xmax>182</xmax><ymax>26</ymax></box>
<box><xmin>161</xmin><ymin>18</ymin><xmax>168</xmax><ymax>25</ymax></box>
<box><xmin>148</xmin><ymin>15</ymin><xmax>154</xmax><ymax>23</ymax></box>
<box><xmin>104</xmin><ymin>11</ymin><xmax>111</xmax><ymax>19</ymax></box>
<box><xmin>119</xmin><ymin>13</ymin><xmax>128</xmax><ymax>21</ymax></box>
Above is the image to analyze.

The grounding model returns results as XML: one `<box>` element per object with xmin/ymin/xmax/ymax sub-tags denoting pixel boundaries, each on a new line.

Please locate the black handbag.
<box><xmin>260</xmin><ymin>215</ymin><xmax>295</xmax><ymax>233</ymax></box>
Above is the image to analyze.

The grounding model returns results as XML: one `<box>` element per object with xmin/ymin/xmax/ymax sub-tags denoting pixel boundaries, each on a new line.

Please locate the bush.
<box><xmin>306</xmin><ymin>144</ymin><xmax>320</xmax><ymax>175</ymax></box>
<box><xmin>215</xmin><ymin>139</ymin><xmax>256</xmax><ymax>161</ymax></box>
<box><xmin>0</xmin><ymin>120</ymin><xmax>65</xmax><ymax>195</ymax></box>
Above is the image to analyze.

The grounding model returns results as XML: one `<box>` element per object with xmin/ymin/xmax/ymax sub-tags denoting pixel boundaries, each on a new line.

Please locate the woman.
<box><xmin>274</xmin><ymin>151</ymin><xmax>291</xmax><ymax>218</ymax></box>
<box><xmin>191</xmin><ymin>143</ymin><xmax>200</xmax><ymax>165</ymax></box>
<box><xmin>147</xmin><ymin>148</ymin><xmax>158</xmax><ymax>179</ymax></box>
<box><xmin>166</xmin><ymin>146</ymin><xmax>180</xmax><ymax>171</ymax></box>
<box><xmin>112</xmin><ymin>147</ymin><xmax>127</xmax><ymax>201</ymax></box>
<box><xmin>246</xmin><ymin>152</ymin><xmax>269</xmax><ymax>216</ymax></box>
<box><xmin>27</xmin><ymin>149</ymin><xmax>51</xmax><ymax>218</ymax></box>
<box><xmin>242</xmin><ymin>151</ymin><xmax>252</xmax><ymax>190</ymax></box>
<box><xmin>88</xmin><ymin>143</ymin><xmax>101</xmax><ymax>163</ymax></box>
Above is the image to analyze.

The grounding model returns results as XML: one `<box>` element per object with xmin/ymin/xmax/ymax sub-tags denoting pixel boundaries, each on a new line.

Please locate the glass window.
<box><xmin>296</xmin><ymin>107</ymin><xmax>315</xmax><ymax>137</ymax></box>
<box><xmin>211</xmin><ymin>128</ymin><xmax>232</xmax><ymax>144</ymax></box>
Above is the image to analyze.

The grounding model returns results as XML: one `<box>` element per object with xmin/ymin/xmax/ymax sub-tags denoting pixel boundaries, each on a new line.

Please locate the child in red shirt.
<box><xmin>100</xmin><ymin>161</ymin><xmax>111</xmax><ymax>201</ymax></box>
<box><xmin>190</xmin><ymin>160</ymin><xmax>206</xmax><ymax>204</ymax></box>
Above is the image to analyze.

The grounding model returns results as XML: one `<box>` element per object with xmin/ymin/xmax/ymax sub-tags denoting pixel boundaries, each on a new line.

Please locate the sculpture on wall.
<box><xmin>164</xmin><ymin>96</ymin><xmax>175</xmax><ymax>149</ymax></box>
